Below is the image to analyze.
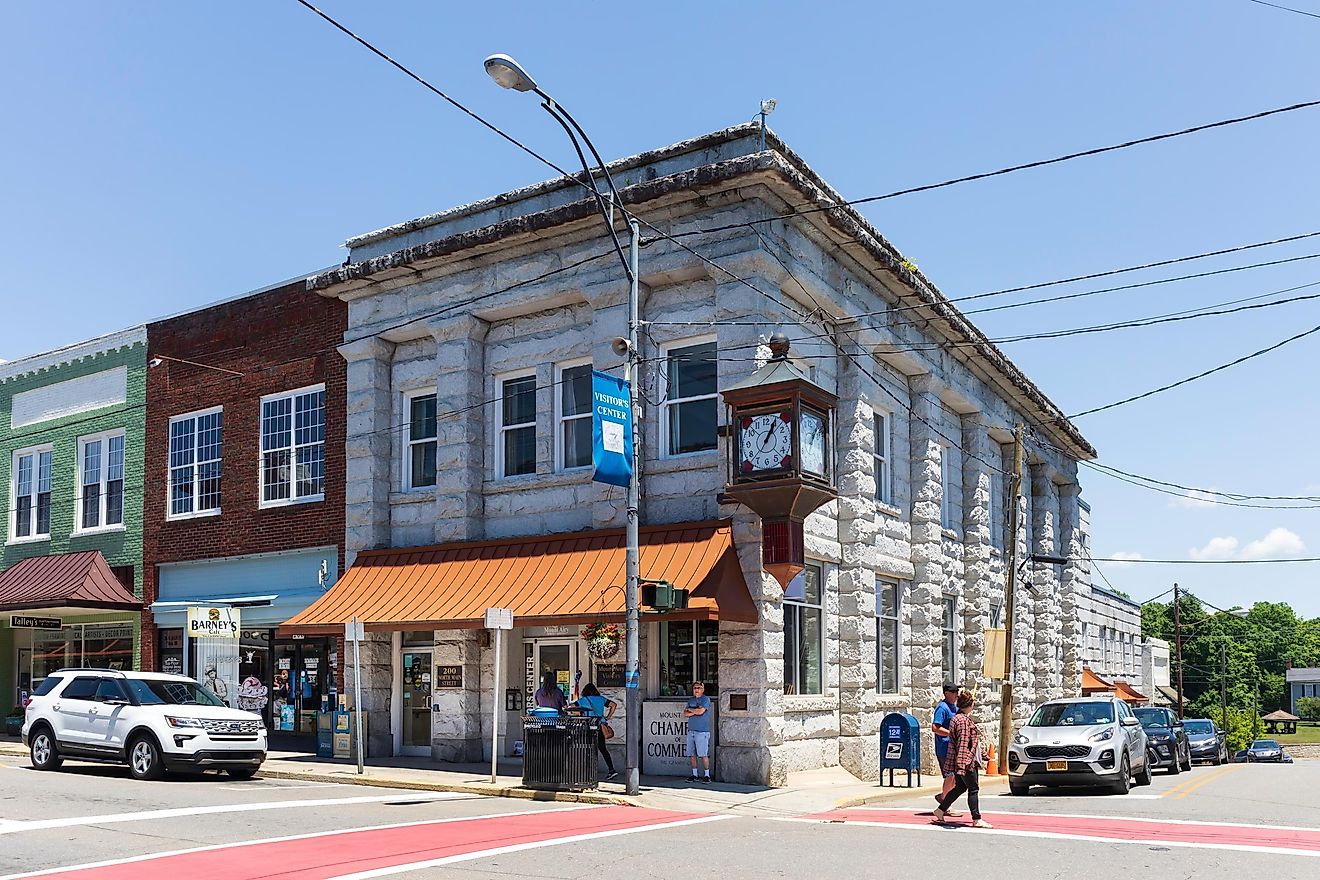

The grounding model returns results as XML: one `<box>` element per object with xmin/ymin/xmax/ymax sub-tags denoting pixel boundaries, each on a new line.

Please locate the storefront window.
<box><xmin>659</xmin><ymin>621</ymin><xmax>719</xmax><ymax>696</ymax></box>
<box><xmin>237</xmin><ymin>630</ymin><xmax>271</xmax><ymax>723</ymax></box>
<box><xmin>83</xmin><ymin>623</ymin><xmax>133</xmax><ymax>671</ymax></box>
<box><xmin>784</xmin><ymin>564</ymin><xmax>824</xmax><ymax>695</ymax></box>
<box><xmin>159</xmin><ymin>629</ymin><xmax>184</xmax><ymax>676</ymax></box>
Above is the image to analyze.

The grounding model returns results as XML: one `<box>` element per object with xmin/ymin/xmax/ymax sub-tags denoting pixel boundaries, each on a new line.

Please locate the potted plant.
<box><xmin>582</xmin><ymin>622</ymin><xmax>622</xmax><ymax>660</ymax></box>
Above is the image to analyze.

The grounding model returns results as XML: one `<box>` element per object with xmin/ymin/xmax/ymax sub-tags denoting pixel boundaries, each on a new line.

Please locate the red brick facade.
<box><xmin>140</xmin><ymin>280</ymin><xmax>346</xmax><ymax>673</ymax></box>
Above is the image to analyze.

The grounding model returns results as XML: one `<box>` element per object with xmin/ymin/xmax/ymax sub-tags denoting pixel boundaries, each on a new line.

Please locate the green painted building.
<box><xmin>0</xmin><ymin>327</ymin><xmax>147</xmax><ymax>719</ymax></box>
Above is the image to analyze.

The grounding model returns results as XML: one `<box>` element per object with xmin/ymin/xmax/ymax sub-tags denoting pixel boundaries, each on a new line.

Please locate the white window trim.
<box><xmin>941</xmin><ymin>594</ymin><xmax>959</xmax><ymax>682</ymax></box>
<box><xmin>402</xmin><ymin>389</ymin><xmax>438</xmax><ymax>491</ymax></box>
<box><xmin>259</xmin><ymin>383</ymin><xmax>327</xmax><ymax>509</ymax></box>
<box><xmin>495</xmin><ymin>371</ymin><xmax>537</xmax><ymax>479</ymax></box>
<box><xmin>75</xmin><ymin>429</ymin><xmax>127</xmax><ymax>535</ymax></box>
<box><xmin>9</xmin><ymin>443</ymin><xmax>53</xmax><ymax>544</ymax></box>
<box><xmin>659</xmin><ymin>336</ymin><xmax>719</xmax><ymax>459</ymax></box>
<box><xmin>166</xmin><ymin>406</ymin><xmax>223</xmax><ymax>521</ymax></box>
<box><xmin>939</xmin><ymin>445</ymin><xmax>957</xmax><ymax>530</ymax></box>
<box><xmin>784</xmin><ymin>560</ymin><xmax>826</xmax><ymax>696</ymax></box>
<box><xmin>872</xmin><ymin>408</ymin><xmax>891</xmax><ymax>505</ymax></box>
<box><xmin>876</xmin><ymin>577</ymin><xmax>902</xmax><ymax>695</ymax></box>
<box><xmin>554</xmin><ymin>358</ymin><xmax>594</xmax><ymax>473</ymax></box>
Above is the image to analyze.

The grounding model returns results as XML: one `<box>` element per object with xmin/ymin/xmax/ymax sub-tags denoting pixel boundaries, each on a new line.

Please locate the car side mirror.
<box><xmin>1121</xmin><ymin>716</ymin><xmax>1139</xmax><ymax>727</ymax></box>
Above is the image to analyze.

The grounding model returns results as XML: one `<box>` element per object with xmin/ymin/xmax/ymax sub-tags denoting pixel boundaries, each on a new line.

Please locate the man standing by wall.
<box><xmin>685</xmin><ymin>681</ymin><xmax>712</xmax><ymax>784</ymax></box>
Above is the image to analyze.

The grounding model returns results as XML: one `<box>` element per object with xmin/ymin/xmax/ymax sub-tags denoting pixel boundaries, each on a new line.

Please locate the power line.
<box><xmin>1082</xmin><ymin>460</ymin><xmax>1320</xmax><ymax>503</ymax></box>
<box><xmin>1246</xmin><ymin>0</ymin><xmax>1320</xmax><ymax>20</ymax></box>
<box><xmin>1090</xmin><ymin>556</ymin><xmax>1320</xmax><ymax>564</ymax></box>
<box><xmin>1077</xmin><ymin>460</ymin><xmax>1320</xmax><ymax>509</ymax></box>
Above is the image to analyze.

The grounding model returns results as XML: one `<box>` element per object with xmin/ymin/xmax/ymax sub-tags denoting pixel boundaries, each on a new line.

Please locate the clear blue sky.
<box><xmin>3</xmin><ymin>1</ymin><xmax>1318</xmax><ymax>614</ymax></box>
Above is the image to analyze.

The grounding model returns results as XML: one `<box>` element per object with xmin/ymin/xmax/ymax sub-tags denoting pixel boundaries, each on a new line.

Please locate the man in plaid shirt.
<box><xmin>933</xmin><ymin>690</ymin><xmax>993</xmax><ymax>828</ymax></box>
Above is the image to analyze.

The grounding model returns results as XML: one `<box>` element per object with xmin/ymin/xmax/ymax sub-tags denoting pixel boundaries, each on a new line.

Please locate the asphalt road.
<box><xmin>2</xmin><ymin>753</ymin><xmax>1317</xmax><ymax>879</ymax></box>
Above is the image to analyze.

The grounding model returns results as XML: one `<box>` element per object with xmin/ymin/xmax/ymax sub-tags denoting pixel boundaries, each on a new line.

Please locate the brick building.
<box><xmin>141</xmin><ymin>278</ymin><xmax>346</xmax><ymax>745</ymax></box>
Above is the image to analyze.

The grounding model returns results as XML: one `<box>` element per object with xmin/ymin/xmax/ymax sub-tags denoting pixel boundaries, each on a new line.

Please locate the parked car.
<box><xmin>1183</xmin><ymin>718</ymin><xmax>1229</xmax><ymax>765</ymax></box>
<box><xmin>1232</xmin><ymin>748</ymin><xmax>1249</xmax><ymax>763</ymax></box>
<box><xmin>1008</xmin><ymin>696</ymin><xmax>1151</xmax><ymax>795</ymax></box>
<box><xmin>22</xmin><ymin>669</ymin><xmax>267</xmax><ymax>781</ymax></box>
<box><xmin>1246</xmin><ymin>739</ymin><xmax>1286</xmax><ymax>763</ymax></box>
<box><xmin>1134</xmin><ymin>706</ymin><xmax>1192</xmax><ymax>774</ymax></box>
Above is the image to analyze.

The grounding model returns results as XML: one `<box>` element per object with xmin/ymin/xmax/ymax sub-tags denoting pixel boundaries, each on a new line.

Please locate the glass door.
<box><xmin>401</xmin><ymin>649</ymin><xmax>433</xmax><ymax>755</ymax></box>
<box><xmin>534</xmin><ymin>641</ymin><xmax>579</xmax><ymax>704</ymax></box>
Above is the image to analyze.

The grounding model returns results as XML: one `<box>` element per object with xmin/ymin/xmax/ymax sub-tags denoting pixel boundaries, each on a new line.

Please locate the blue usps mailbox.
<box><xmin>880</xmin><ymin>711</ymin><xmax>922</xmax><ymax>787</ymax></box>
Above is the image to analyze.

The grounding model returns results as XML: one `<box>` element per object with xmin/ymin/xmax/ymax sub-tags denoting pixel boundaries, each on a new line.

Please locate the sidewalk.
<box><xmin>0</xmin><ymin>735</ymin><xmax>998</xmax><ymax>816</ymax></box>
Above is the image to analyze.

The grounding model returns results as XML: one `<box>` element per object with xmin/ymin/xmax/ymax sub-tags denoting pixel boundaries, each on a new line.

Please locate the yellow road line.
<box><xmin>1166</xmin><ymin>764</ymin><xmax>1242</xmax><ymax>800</ymax></box>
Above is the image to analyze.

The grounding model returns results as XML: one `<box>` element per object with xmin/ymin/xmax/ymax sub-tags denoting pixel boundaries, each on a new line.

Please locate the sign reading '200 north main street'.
<box><xmin>186</xmin><ymin>606</ymin><xmax>240</xmax><ymax>638</ymax></box>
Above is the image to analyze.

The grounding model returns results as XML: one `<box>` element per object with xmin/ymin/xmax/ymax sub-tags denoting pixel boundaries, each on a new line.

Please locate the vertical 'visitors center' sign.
<box><xmin>591</xmin><ymin>370</ymin><xmax>633</xmax><ymax>488</ymax></box>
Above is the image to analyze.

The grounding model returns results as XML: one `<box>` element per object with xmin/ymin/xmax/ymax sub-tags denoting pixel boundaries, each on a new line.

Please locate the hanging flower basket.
<box><xmin>582</xmin><ymin>622</ymin><xmax>622</xmax><ymax>660</ymax></box>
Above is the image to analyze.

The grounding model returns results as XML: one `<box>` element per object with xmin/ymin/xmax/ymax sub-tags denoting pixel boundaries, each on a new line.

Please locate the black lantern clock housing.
<box><xmin>721</xmin><ymin>333</ymin><xmax>838</xmax><ymax>589</ymax></box>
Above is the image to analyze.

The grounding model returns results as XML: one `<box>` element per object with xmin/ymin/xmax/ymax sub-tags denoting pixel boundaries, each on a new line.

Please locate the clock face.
<box><xmin>739</xmin><ymin>411</ymin><xmax>793</xmax><ymax>472</ymax></box>
<box><xmin>800</xmin><ymin>409</ymin><xmax>827</xmax><ymax>476</ymax></box>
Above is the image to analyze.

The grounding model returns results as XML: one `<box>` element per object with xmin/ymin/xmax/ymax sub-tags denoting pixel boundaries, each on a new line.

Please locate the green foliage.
<box><xmin>1298</xmin><ymin>697</ymin><xmax>1320</xmax><ymax>722</ymax></box>
<box><xmin>1220</xmin><ymin>706</ymin><xmax>1259</xmax><ymax>752</ymax></box>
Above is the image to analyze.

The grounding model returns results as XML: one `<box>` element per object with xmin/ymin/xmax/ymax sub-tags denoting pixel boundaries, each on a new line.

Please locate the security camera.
<box><xmin>611</xmin><ymin>337</ymin><xmax>631</xmax><ymax>357</ymax></box>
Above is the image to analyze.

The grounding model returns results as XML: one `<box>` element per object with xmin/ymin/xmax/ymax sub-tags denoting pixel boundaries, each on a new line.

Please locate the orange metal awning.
<box><xmin>280</xmin><ymin>520</ymin><xmax>755</xmax><ymax>635</ymax></box>
<box><xmin>1113</xmin><ymin>679</ymin><xmax>1148</xmax><ymax>704</ymax></box>
<box><xmin>1080</xmin><ymin>667</ymin><xmax>1114</xmax><ymax>694</ymax></box>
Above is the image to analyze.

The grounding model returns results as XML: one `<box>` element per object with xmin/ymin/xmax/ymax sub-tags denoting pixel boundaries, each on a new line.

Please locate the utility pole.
<box><xmin>997</xmin><ymin>424</ymin><xmax>1025</xmax><ymax>773</ymax></box>
<box><xmin>624</xmin><ymin>218</ymin><xmax>642</xmax><ymax>796</ymax></box>
<box><xmin>1173</xmin><ymin>583</ymin><xmax>1184</xmax><ymax>720</ymax></box>
<box><xmin>1220</xmin><ymin>641</ymin><xmax>1228</xmax><ymax>732</ymax></box>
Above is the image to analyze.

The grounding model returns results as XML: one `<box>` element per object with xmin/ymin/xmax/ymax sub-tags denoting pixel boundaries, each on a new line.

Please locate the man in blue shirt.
<box><xmin>683</xmin><ymin>681</ymin><xmax>712</xmax><ymax>783</ymax></box>
<box><xmin>932</xmin><ymin>683</ymin><xmax>963</xmax><ymax>814</ymax></box>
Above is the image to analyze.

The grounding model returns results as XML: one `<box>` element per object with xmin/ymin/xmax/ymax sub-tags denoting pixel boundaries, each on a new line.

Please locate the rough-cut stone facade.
<box><xmin>316</xmin><ymin>123</ymin><xmax>1095</xmax><ymax>783</ymax></box>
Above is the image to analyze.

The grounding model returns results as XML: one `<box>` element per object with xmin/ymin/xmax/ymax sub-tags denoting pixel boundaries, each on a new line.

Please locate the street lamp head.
<box><xmin>760</xmin><ymin>98</ymin><xmax>777</xmax><ymax>115</ymax></box>
<box><xmin>483</xmin><ymin>53</ymin><xmax>538</xmax><ymax>93</ymax></box>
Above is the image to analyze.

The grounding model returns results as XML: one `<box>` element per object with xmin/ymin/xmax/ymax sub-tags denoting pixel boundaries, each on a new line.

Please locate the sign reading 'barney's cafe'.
<box><xmin>186</xmin><ymin>606</ymin><xmax>241</xmax><ymax>638</ymax></box>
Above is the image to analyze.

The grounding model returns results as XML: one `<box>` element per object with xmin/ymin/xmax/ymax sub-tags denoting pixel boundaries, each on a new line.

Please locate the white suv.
<box><xmin>22</xmin><ymin>669</ymin><xmax>267</xmax><ymax>780</ymax></box>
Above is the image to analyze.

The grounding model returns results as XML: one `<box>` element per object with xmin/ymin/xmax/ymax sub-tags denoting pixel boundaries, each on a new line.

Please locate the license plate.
<box><xmin>1046</xmin><ymin>759</ymin><xmax>1068</xmax><ymax>771</ymax></box>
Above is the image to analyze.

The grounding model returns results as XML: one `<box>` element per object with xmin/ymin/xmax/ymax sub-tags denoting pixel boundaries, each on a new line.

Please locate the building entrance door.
<box><xmin>530</xmin><ymin>640</ymin><xmax>581</xmax><ymax>706</ymax></box>
<box><xmin>401</xmin><ymin>649</ymin><xmax>433</xmax><ymax>756</ymax></box>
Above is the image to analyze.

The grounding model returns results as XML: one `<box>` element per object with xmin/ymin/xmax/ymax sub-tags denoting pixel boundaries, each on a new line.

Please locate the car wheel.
<box><xmin>227</xmin><ymin>768</ymin><xmax>258</xmax><ymax>780</ymax></box>
<box><xmin>1135</xmin><ymin>756</ymin><xmax>1152</xmax><ymax>787</ymax></box>
<box><xmin>1180</xmin><ymin>747</ymin><xmax>1192</xmax><ymax>772</ymax></box>
<box><xmin>29</xmin><ymin>728</ymin><xmax>63</xmax><ymax>771</ymax></box>
<box><xmin>1111</xmin><ymin>754</ymin><xmax>1131</xmax><ymax>794</ymax></box>
<box><xmin>128</xmin><ymin>735</ymin><xmax>165</xmax><ymax>781</ymax></box>
<box><xmin>1168</xmin><ymin>754</ymin><xmax>1181</xmax><ymax>775</ymax></box>
<box><xmin>1009</xmin><ymin>780</ymin><xmax>1031</xmax><ymax>796</ymax></box>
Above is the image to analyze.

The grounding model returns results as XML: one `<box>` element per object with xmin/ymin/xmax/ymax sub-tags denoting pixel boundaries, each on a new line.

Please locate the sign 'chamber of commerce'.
<box><xmin>641</xmin><ymin>700</ymin><xmax>716</xmax><ymax>776</ymax></box>
<box><xmin>186</xmin><ymin>606</ymin><xmax>241</xmax><ymax>638</ymax></box>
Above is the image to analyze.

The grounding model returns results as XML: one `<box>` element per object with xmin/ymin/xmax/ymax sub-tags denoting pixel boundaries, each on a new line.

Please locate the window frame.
<box><xmin>876</xmin><ymin>578</ymin><xmax>902</xmax><ymax>695</ymax></box>
<box><xmin>403</xmin><ymin>390</ymin><xmax>438</xmax><ymax>491</ymax></box>
<box><xmin>941</xmin><ymin>594</ymin><xmax>958</xmax><ymax>683</ymax></box>
<box><xmin>167</xmin><ymin>406</ymin><xmax>224</xmax><ymax>521</ymax></box>
<box><xmin>939</xmin><ymin>444</ymin><xmax>957</xmax><ymax>530</ymax></box>
<box><xmin>554</xmin><ymin>359</ymin><xmax>594</xmax><ymax>472</ymax></box>
<box><xmin>10</xmin><ymin>443</ymin><xmax>54</xmax><ymax>543</ymax></box>
<box><xmin>258</xmin><ymin>383</ymin><xmax>326</xmax><ymax>509</ymax></box>
<box><xmin>75</xmin><ymin>429</ymin><xmax>127</xmax><ymax>535</ymax></box>
<box><xmin>872</xmin><ymin>410</ymin><xmax>891</xmax><ymax>506</ymax></box>
<box><xmin>784</xmin><ymin>561</ymin><xmax>825</xmax><ymax>696</ymax></box>
<box><xmin>659</xmin><ymin>336</ymin><xmax>719</xmax><ymax>459</ymax></box>
<box><xmin>495</xmin><ymin>372</ymin><xmax>538</xmax><ymax>479</ymax></box>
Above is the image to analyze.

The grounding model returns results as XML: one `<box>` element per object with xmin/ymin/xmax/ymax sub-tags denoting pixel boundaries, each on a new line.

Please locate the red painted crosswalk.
<box><xmin>6</xmin><ymin>806</ymin><xmax>719</xmax><ymax>880</ymax></box>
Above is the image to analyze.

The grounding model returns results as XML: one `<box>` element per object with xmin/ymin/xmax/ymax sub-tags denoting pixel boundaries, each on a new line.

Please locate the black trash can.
<box><xmin>522</xmin><ymin>714</ymin><xmax>600</xmax><ymax>791</ymax></box>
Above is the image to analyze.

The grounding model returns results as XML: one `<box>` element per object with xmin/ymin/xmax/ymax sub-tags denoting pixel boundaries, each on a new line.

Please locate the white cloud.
<box><xmin>1189</xmin><ymin>536</ymin><xmax>1238</xmax><ymax>561</ymax></box>
<box><xmin>1240</xmin><ymin>527</ymin><xmax>1306</xmax><ymax>560</ymax></box>
<box><xmin>1169</xmin><ymin>489</ymin><xmax>1216</xmax><ymax>510</ymax></box>
<box><xmin>1107</xmin><ymin>551</ymin><xmax>1144</xmax><ymax>568</ymax></box>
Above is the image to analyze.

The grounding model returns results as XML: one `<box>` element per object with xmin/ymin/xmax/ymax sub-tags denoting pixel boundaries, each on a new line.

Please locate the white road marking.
<box><xmin>0</xmin><ymin>806</ymin><xmax>596</xmax><ymax>880</ymax></box>
<box><xmin>328</xmin><ymin>814</ymin><xmax>735</xmax><ymax>880</ymax></box>
<box><xmin>771</xmin><ymin>816</ymin><xmax>1320</xmax><ymax>859</ymax></box>
<box><xmin>0</xmin><ymin>791</ymin><xmax>473</xmax><ymax>835</ymax></box>
<box><xmin>216</xmin><ymin>782</ymin><xmax>335</xmax><ymax>791</ymax></box>
<box><xmin>853</xmin><ymin>805</ymin><xmax>1320</xmax><ymax>833</ymax></box>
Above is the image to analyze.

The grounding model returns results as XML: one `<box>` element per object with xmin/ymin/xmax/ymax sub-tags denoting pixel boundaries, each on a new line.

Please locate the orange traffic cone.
<box><xmin>986</xmin><ymin>744</ymin><xmax>999</xmax><ymax>776</ymax></box>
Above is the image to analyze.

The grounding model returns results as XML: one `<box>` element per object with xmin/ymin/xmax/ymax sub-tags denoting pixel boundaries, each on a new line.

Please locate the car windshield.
<box><xmin>1252</xmin><ymin>740</ymin><xmax>1280</xmax><ymax>749</ymax></box>
<box><xmin>1028</xmin><ymin>702</ymin><xmax>1115</xmax><ymax>727</ymax></box>
<box><xmin>1133</xmin><ymin>708</ymin><xmax>1167</xmax><ymax>729</ymax></box>
<box><xmin>1184</xmin><ymin>720</ymin><xmax>1215</xmax><ymax>735</ymax></box>
<box><xmin>124</xmin><ymin>678</ymin><xmax>225</xmax><ymax>707</ymax></box>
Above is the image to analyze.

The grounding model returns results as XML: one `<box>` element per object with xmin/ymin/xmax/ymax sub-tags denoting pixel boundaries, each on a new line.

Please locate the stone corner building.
<box><xmin>286</xmin><ymin>123</ymin><xmax>1096</xmax><ymax>785</ymax></box>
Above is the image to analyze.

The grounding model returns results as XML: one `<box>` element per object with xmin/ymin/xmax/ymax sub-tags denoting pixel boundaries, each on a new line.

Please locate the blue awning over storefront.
<box><xmin>153</xmin><ymin>547</ymin><xmax>338</xmax><ymax>630</ymax></box>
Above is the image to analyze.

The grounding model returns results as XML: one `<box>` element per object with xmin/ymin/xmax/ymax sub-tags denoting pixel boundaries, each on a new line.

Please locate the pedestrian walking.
<box><xmin>573</xmin><ymin>683</ymin><xmax>618</xmax><ymax>781</ymax></box>
<box><xmin>534</xmin><ymin>672</ymin><xmax>567</xmax><ymax>711</ymax></box>
<box><xmin>683</xmin><ymin>681</ymin><xmax>712</xmax><ymax>783</ymax></box>
<box><xmin>932</xmin><ymin>682</ymin><xmax>962</xmax><ymax>815</ymax></box>
<box><xmin>932</xmin><ymin>690</ymin><xmax>993</xmax><ymax>828</ymax></box>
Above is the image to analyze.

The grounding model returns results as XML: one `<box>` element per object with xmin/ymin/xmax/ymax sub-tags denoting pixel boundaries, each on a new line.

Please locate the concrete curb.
<box><xmin>834</xmin><ymin>773</ymin><xmax>1008</xmax><ymax>809</ymax></box>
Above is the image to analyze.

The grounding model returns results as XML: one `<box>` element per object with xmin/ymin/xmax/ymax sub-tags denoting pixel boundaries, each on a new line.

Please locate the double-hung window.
<box><xmin>499</xmin><ymin>375</ymin><xmax>537</xmax><ymax>478</ymax></box>
<box><xmin>876</xmin><ymin>579</ymin><xmax>901</xmax><ymax>694</ymax></box>
<box><xmin>11</xmin><ymin>446</ymin><xmax>52</xmax><ymax>540</ymax></box>
<box><xmin>662</xmin><ymin>340</ymin><xmax>718</xmax><ymax>456</ymax></box>
<box><xmin>784</xmin><ymin>562</ymin><xmax>824</xmax><ymax>695</ymax></box>
<box><xmin>940</xmin><ymin>445</ymin><xmax>957</xmax><ymax>530</ymax></box>
<box><xmin>556</xmin><ymin>363</ymin><xmax>593</xmax><ymax>471</ymax></box>
<box><xmin>169</xmin><ymin>409</ymin><xmax>223</xmax><ymax>518</ymax></box>
<box><xmin>873</xmin><ymin>412</ymin><xmax>891</xmax><ymax>505</ymax></box>
<box><xmin>941</xmin><ymin>595</ymin><xmax>958</xmax><ymax>682</ymax></box>
<box><xmin>261</xmin><ymin>385</ymin><xmax>325</xmax><ymax>506</ymax></box>
<box><xmin>406</xmin><ymin>393</ymin><xmax>437</xmax><ymax>489</ymax></box>
<box><xmin>77</xmin><ymin>431</ymin><xmax>125</xmax><ymax>531</ymax></box>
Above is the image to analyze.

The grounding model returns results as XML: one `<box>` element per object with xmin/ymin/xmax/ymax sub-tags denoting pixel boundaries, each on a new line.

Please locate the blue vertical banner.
<box><xmin>591</xmin><ymin>370</ymin><xmax>633</xmax><ymax>487</ymax></box>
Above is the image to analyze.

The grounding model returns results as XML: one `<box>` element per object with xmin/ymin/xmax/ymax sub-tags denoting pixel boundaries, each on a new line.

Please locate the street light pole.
<box><xmin>997</xmin><ymin>424</ymin><xmax>1025</xmax><ymax>774</ymax></box>
<box><xmin>484</xmin><ymin>54</ymin><xmax>642</xmax><ymax>794</ymax></box>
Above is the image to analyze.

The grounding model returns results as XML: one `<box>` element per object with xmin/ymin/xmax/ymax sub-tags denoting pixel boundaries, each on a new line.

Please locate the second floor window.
<box><xmin>663</xmin><ymin>341</ymin><xmax>718</xmax><ymax>456</ymax></box>
<box><xmin>557</xmin><ymin>364</ymin><xmax>592</xmax><ymax>470</ymax></box>
<box><xmin>261</xmin><ymin>386</ymin><xmax>325</xmax><ymax>506</ymax></box>
<box><xmin>500</xmin><ymin>375</ymin><xmax>536</xmax><ymax>477</ymax></box>
<box><xmin>169</xmin><ymin>409</ymin><xmax>223</xmax><ymax>517</ymax></box>
<box><xmin>941</xmin><ymin>595</ymin><xmax>958</xmax><ymax>682</ymax></box>
<box><xmin>873</xmin><ymin>412</ymin><xmax>890</xmax><ymax>505</ymax></box>
<box><xmin>940</xmin><ymin>446</ymin><xmax>957</xmax><ymax>530</ymax></box>
<box><xmin>407</xmin><ymin>393</ymin><xmax>437</xmax><ymax>489</ymax></box>
<box><xmin>12</xmin><ymin>446</ymin><xmax>52</xmax><ymax>540</ymax></box>
<box><xmin>79</xmin><ymin>431</ymin><xmax>125</xmax><ymax>531</ymax></box>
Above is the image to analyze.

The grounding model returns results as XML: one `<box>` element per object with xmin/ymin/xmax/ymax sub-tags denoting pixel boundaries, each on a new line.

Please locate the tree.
<box><xmin>1298</xmin><ymin>697</ymin><xmax>1320</xmax><ymax>722</ymax></box>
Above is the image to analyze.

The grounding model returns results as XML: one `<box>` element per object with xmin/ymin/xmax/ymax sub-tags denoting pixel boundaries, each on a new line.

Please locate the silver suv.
<box><xmin>22</xmin><ymin>669</ymin><xmax>267</xmax><ymax>780</ymax></box>
<box><xmin>1008</xmin><ymin>696</ymin><xmax>1151</xmax><ymax>795</ymax></box>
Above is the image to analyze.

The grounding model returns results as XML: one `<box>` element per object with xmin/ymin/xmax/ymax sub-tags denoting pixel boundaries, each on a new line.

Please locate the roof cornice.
<box><xmin>0</xmin><ymin>326</ymin><xmax>146</xmax><ymax>383</ymax></box>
